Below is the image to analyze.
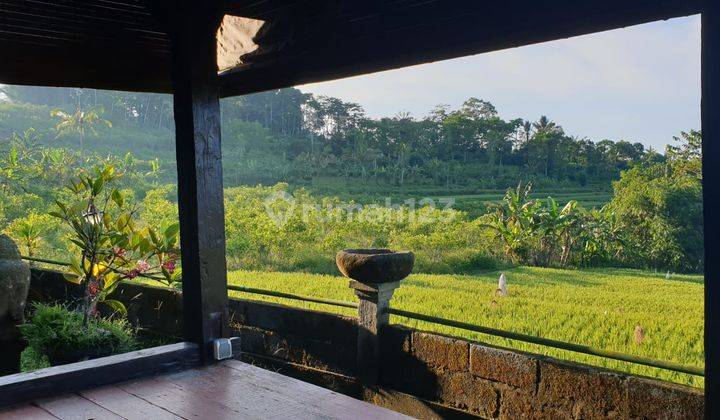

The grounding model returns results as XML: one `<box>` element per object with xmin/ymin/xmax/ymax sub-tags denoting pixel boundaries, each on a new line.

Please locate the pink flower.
<box><xmin>113</xmin><ymin>247</ymin><xmax>126</xmax><ymax>258</ymax></box>
<box><xmin>136</xmin><ymin>260</ymin><xmax>150</xmax><ymax>272</ymax></box>
<box><xmin>125</xmin><ymin>269</ymin><xmax>139</xmax><ymax>279</ymax></box>
<box><xmin>162</xmin><ymin>260</ymin><xmax>176</xmax><ymax>274</ymax></box>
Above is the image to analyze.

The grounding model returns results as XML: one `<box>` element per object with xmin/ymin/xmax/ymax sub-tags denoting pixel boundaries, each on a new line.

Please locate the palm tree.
<box><xmin>51</xmin><ymin>107</ymin><xmax>112</xmax><ymax>150</ymax></box>
<box><xmin>523</xmin><ymin>120</ymin><xmax>532</xmax><ymax>142</ymax></box>
<box><xmin>532</xmin><ymin>116</ymin><xmax>562</xmax><ymax>176</ymax></box>
<box><xmin>532</xmin><ymin>115</ymin><xmax>559</xmax><ymax>134</ymax></box>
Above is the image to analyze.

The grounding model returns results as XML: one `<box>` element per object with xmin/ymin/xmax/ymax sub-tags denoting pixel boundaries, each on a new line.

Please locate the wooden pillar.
<box><xmin>349</xmin><ymin>280</ymin><xmax>400</xmax><ymax>386</ymax></box>
<box><xmin>703</xmin><ymin>2</ymin><xmax>719</xmax><ymax>417</ymax></box>
<box><xmin>169</xmin><ymin>2</ymin><xmax>228</xmax><ymax>362</ymax></box>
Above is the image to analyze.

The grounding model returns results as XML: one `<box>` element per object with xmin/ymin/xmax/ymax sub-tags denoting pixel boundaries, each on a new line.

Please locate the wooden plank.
<box><xmin>702</xmin><ymin>3</ymin><xmax>719</xmax><ymax>418</ymax></box>
<box><xmin>221</xmin><ymin>360</ymin><xmax>410</xmax><ymax>418</ymax></box>
<box><xmin>117</xmin><ymin>377</ymin><xmax>244</xmax><ymax>419</ymax></box>
<box><xmin>129</xmin><ymin>360</ymin><xmax>409</xmax><ymax>419</ymax></box>
<box><xmin>1</xmin><ymin>360</ymin><xmax>408</xmax><ymax>419</ymax></box>
<box><xmin>163</xmin><ymin>364</ymin><xmax>328</xmax><ymax>418</ymax></box>
<box><xmin>36</xmin><ymin>393</ymin><xmax>123</xmax><ymax>420</ymax></box>
<box><xmin>0</xmin><ymin>404</ymin><xmax>58</xmax><ymax>420</ymax></box>
<box><xmin>168</xmin><ymin>2</ymin><xmax>230</xmax><ymax>360</ymax></box>
<box><xmin>80</xmin><ymin>386</ymin><xmax>183</xmax><ymax>420</ymax></box>
<box><xmin>0</xmin><ymin>342</ymin><xmax>200</xmax><ymax>408</ymax></box>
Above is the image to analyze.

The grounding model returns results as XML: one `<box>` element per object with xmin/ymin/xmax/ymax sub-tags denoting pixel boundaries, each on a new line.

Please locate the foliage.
<box><xmin>610</xmin><ymin>169</ymin><xmax>703</xmax><ymax>273</ymax></box>
<box><xmin>19</xmin><ymin>303</ymin><xmax>137</xmax><ymax>367</ymax></box>
<box><xmin>3</xmin><ymin>212</ymin><xmax>55</xmax><ymax>257</ymax></box>
<box><xmin>608</xmin><ymin>131</ymin><xmax>703</xmax><ymax>272</ymax></box>
<box><xmin>222</xmin><ymin>183</ymin><xmax>499</xmax><ymax>274</ymax></box>
<box><xmin>225</xmin><ymin>267</ymin><xmax>704</xmax><ymax>388</ymax></box>
<box><xmin>51</xmin><ymin>165</ymin><xmax>181</xmax><ymax>324</ymax></box>
<box><xmin>51</xmin><ymin>107</ymin><xmax>112</xmax><ymax>150</ymax></box>
<box><xmin>0</xmin><ymin>87</ymin><xmax>703</xmax><ymax>275</ymax></box>
<box><xmin>666</xmin><ymin>130</ymin><xmax>702</xmax><ymax>181</ymax></box>
<box><xmin>19</xmin><ymin>346</ymin><xmax>50</xmax><ymax>372</ymax></box>
<box><xmin>484</xmin><ymin>182</ymin><xmax>624</xmax><ymax>268</ymax></box>
<box><xmin>2</xmin><ymin>86</ymin><xmax>654</xmax><ymax>191</ymax></box>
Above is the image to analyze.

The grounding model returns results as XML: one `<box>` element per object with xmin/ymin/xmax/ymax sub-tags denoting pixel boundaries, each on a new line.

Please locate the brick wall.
<box><xmin>30</xmin><ymin>269</ymin><xmax>705</xmax><ymax>419</ymax></box>
<box><xmin>379</xmin><ymin>325</ymin><xmax>703</xmax><ymax>419</ymax></box>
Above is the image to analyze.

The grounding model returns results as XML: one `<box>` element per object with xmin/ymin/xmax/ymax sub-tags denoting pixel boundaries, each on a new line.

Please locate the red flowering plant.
<box><xmin>50</xmin><ymin>165</ymin><xmax>181</xmax><ymax>326</ymax></box>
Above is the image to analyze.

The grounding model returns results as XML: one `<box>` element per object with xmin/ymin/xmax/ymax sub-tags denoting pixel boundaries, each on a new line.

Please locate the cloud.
<box><xmin>300</xmin><ymin>15</ymin><xmax>700</xmax><ymax>150</ymax></box>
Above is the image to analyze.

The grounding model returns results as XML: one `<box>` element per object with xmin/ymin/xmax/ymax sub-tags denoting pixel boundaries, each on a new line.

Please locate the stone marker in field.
<box><xmin>497</xmin><ymin>272</ymin><xmax>508</xmax><ymax>297</ymax></box>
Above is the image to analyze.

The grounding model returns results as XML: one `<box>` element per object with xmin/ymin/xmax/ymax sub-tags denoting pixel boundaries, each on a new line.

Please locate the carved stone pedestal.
<box><xmin>349</xmin><ymin>280</ymin><xmax>400</xmax><ymax>386</ymax></box>
<box><xmin>336</xmin><ymin>248</ymin><xmax>414</xmax><ymax>388</ymax></box>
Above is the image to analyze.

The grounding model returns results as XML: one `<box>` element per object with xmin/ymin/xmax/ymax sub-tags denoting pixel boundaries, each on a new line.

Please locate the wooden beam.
<box><xmin>702</xmin><ymin>2</ymin><xmax>719</xmax><ymax>417</ymax></box>
<box><xmin>220</xmin><ymin>0</ymin><xmax>701</xmax><ymax>96</ymax></box>
<box><xmin>168</xmin><ymin>1</ymin><xmax>229</xmax><ymax>362</ymax></box>
<box><xmin>0</xmin><ymin>343</ymin><xmax>200</xmax><ymax>408</ymax></box>
<box><xmin>0</xmin><ymin>43</ymin><xmax>172</xmax><ymax>93</ymax></box>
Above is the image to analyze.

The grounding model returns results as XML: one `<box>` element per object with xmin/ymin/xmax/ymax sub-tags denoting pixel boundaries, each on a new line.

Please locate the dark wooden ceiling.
<box><xmin>0</xmin><ymin>0</ymin><xmax>703</xmax><ymax>96</ymax></box>
<box><xmin>0</xmin><ymin>0</ymin><xmax>172</xmax><ymax>92</ymax></box>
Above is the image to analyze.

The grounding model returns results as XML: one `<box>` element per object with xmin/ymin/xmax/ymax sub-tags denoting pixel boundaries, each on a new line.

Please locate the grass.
<box><xmin>226</xmin><ymin>266</ymin><xmax>704</xmax><ymax>388</ymax></box>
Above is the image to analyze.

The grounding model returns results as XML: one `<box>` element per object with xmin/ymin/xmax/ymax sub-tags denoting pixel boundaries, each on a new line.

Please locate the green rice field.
<box><xmin>226</xmin><ymin>266</ymin><xmax>704</xmax><ymax>388</ymax></box>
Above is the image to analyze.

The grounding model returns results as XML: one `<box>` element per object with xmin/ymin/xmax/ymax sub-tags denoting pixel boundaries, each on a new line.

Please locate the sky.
<box><xmin>300</xmin><ymin>15</ymin><xmax>701</xmax><ymax>151</ymax></box>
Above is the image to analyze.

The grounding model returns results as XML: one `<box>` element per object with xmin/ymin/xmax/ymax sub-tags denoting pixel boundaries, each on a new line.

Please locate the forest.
<box><xmin>0</xmin><ymin>85</ymin><xmax>703</xmax><ymax>274</ymax></box>
<box><xmin>1</xmin><ymin>85</ymin><xmax>656</xmax><ymax>190</ymax></box>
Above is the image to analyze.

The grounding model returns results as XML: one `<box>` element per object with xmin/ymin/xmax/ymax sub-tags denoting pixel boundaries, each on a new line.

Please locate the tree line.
<box><xmin>1</xmin><ymin>86</ymin><xmax>659</xmax><ymax>190</ymax></box>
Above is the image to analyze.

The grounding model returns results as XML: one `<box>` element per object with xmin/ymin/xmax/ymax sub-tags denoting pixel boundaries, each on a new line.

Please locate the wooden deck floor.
<box><xmin>0</xmin><ymin>360</ymin><xmax>410</xmax><ymax>419</ymax></box>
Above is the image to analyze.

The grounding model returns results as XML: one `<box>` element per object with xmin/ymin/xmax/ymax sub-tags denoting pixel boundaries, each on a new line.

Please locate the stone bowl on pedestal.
<box><xmin>335</xmin><ymin>249</ymin><xmax>414</xmax><ymax>284</ymax></box>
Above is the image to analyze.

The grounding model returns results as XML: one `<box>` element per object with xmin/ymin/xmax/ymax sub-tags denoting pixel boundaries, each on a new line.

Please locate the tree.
<box><xmin>609</xmin><ymin>132</ymin><xmax>703</xmax><ymax>272</ymax></box>
<box><xmin>666</xmin><ymin>130</ymin><xmax>701</xmax><ymax>180</ymax></box>
<box><xmin>532</xmin><ymin>115</ymin><xmax>561</xmax><ymax>135</ymax></box>
<box><xmin>527</xmin><ymin>117</ymin><xmax>564</xmax><ymax>177</ymax></box>
<box><xmin>51</xmin><ymin>107</ymin><xmax>112</xmax><ymax>150</ymax></box>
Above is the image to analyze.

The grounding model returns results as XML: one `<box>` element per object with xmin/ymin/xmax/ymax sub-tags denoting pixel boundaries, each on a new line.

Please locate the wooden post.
<box><xmin>349</xmin><ymin>280</ymin><xmax>400</xmax><ymax>387</ymax></box>
<box><xmin>703</xmin><ymin>2</ymin><xmax>719</xmax><ymax>417</ymax></box>
<box><xmin>169</xmin><ymin>2</ymin><xmax>228</xmax><ymax>362</ymax></box>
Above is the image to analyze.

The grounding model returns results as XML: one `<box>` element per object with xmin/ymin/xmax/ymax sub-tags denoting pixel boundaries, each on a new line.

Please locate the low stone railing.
<box><xmin>29</xmin><ymin>268</ymin><xmax>704</xmax><ymax>419</ymax></box>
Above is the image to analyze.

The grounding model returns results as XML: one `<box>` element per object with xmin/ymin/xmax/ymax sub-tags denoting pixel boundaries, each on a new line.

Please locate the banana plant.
<box><xmin>484</xmin><ymin>182</ymin><xmax>538</xmax><ymax>263</ymax></box>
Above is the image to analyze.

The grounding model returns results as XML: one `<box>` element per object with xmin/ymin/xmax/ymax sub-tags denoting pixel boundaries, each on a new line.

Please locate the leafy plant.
<box><xmin>484</xmin><ymin>182</ymin><xmax>539</xmax><ymax>263</ymax></box>
<box><xmin>19</xmin><ymin>303</ymin><xmax>136</xmax><ymax>366</ymax></box>
<box><xmin>485</xmin><ymin>182</ymin><xmax>625</xmax><ymax>268</ymax></box>
<box><xmin>19</xmin><ymin>346</ymin><xmax>50</xmax><ymax>372</ymax></box>
<box><xmin>51</xmin><ymin>165</ymin><xmax>181</xmax><ymax>325</ymax></box>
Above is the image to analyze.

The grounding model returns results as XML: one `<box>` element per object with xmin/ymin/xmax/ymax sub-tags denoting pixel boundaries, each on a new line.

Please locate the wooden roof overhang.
<box><xmin>0</xmin><ymin>0</ymin><xmax>703</xmax><ymax>96</ymax></box>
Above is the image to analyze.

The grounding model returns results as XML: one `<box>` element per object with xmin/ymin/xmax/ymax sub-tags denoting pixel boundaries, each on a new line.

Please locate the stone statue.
<box><xmin>0</xmin><ymin>234</ymin><xmax>31</xmax><ymax>324</ymax></box>
<box><xmin>0</xmin><ymin>234</ymin><xmax>30</xmax><ymax>375</ymax></box>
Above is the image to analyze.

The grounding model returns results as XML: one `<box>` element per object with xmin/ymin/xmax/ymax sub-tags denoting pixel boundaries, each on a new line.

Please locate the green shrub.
<box><xmin>19</xmin><ymin>303</ymin><xmax>137</xmax><ymax>366</ymax></box>
<box><xmin>19</xmin><ymin>346</ymin><xmax>50</xmax><ymax>372</ymax></box>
